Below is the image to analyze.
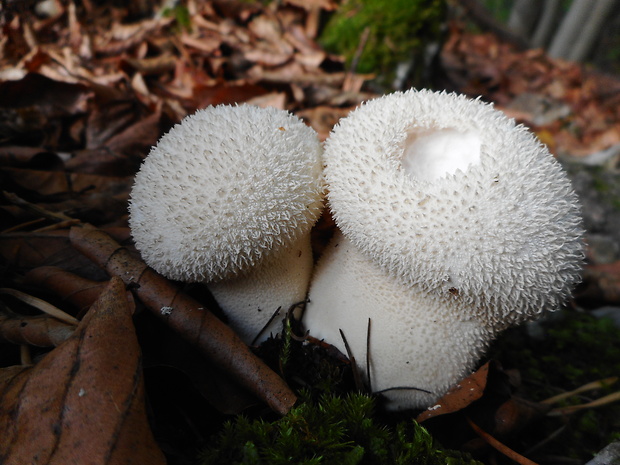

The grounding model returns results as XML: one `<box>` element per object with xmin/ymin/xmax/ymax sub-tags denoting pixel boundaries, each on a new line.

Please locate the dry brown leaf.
<box><xmin>0</xmin><ymin>228</ymin><xmax>131</xmax><ymax>281</ymax></box>
<box><xmin>0</xmin><ymin>230</ymin><xmax>99</xmax><ymax>274</ymax></box>
<box><xmin>0</xmin><ymin>146</ymin><xmax>65</xmax><ymax>168</ymax></box>
<box><xmin>0</xmin><ymin>311</ymin><xmax>75</xmax><ymax>347</ymax></box>
<box><xmin>0</xmin><ymin>72</ymin><xmax>91</xmax><ymax>116</ymax></box>
<box><xmin>2</xmin><ymin>166</ymin><xmax>134</xmax><ymax>198</ymax></box>
<box><xmin>25</xmin><ymin>266</ymin><xmax>120</xmax><ymax>316</ymax></box>
<box><xmin>0</xmin><ymin>277</ymin><xmax>166</xmax><ymax>464</ymax></box>
<box><xmin>583</xmin><ymin>260</ymin><xmax>620</xmax><ymax>303</ymax></box>
<box><xmin>192</xmin><ymin>81</ymin><xmax>271</xmax><ymax>108</ymax></box>
<box><xmin>297</xmin><ymin>105</ymin><xmax>354</xmax><ymax>141</ymax></box>
<box><xmin>417</xmin><ymin>362</ymin><xmax>491</xmax><ymax>423</ymax></box>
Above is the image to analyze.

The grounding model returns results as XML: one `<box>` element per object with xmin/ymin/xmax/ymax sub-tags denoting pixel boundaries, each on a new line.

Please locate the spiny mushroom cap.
<box><xmin>129</xmin><ymin>104</ymin><xmax>324</xmax><ymax>283</ymax></box>
<box><xmin>324</xmin><ymin>89</ymin><xmax>584</xmax><ymax>328</ymax></box>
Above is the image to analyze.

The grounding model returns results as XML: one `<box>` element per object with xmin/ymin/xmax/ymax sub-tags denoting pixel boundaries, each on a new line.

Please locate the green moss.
<box><xmin>199</xmin><ymin>393</ymin><xmax>482</xmax><ymax>465</ymax></box>
<box><xmin>489</xmin><ymin>310</ymin><xmax>620</xmax><ymax>458</ymax></box>
<box><xmin>592</xmin><ymin>176</ymin><xmax>610</xmax><ymax>193</ymax></box>
<box><xmin>319</xmin><ymin>0</ymin><xmax>446</xmax><ymax>88</ymax></box>
<box><xmin>162</xmin><ymin>5</ymin><xmax>192</xmax><ymax>32</ymax></box>
<box><xmin>492</xmin><ymin>312</ymin><xmax>620</xmax><ymax>395</ymax></box>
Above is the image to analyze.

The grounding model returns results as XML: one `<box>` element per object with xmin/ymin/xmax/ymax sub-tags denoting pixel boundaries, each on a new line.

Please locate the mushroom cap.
<box><xmin>324</xmin><ymin>89</ymin><xmax>584</xmax><ymax>328</ymax></box>
<box><xmin>129</xmin><ymin>104</ymin><xmax>324</xmax><ymax>283</ymax></box>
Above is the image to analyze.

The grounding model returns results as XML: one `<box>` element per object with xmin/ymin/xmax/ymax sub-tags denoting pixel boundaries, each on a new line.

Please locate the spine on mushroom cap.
<box><xmin>323</xmin><ymin>89</ymin><xmax>585</xmax><ymax>327</ymax></box>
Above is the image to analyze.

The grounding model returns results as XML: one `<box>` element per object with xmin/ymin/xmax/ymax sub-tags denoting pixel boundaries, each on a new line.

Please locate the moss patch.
<box><xmin>199</xmin><ymin>393</ymin><xmax>482</xmax><ymax>465</ymax></box>
<box><xmin>319</xmin><ymin>0</ymin><xmax>446</xmax><ymax>88</ymax></box>
<box><xmin>488</xmin><ymin>310</ymin><xmax>620</xmax><ymax>459</ymax></box>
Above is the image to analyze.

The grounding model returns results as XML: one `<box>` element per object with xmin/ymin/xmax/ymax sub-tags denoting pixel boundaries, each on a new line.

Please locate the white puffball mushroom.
<box><xmin>129</xmin><ymin>104</ymin><xmax>324</xmax><ymax>344</ymax></box>
<box><xmin>304</xmin><ymin>89</ymin><xmax>584</xmax><ymax>410</ymax></box>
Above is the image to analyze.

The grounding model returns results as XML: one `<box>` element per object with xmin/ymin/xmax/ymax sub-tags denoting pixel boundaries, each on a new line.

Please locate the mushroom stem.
<box><xmin>207</xmin><ymin>233</ymin><xmax>313</xmax><ymax>344</ymax></box>
<box><xmin>305</xmin><ymin>231</ymin><xmax>492</xmax><ymax>410</ymax></box>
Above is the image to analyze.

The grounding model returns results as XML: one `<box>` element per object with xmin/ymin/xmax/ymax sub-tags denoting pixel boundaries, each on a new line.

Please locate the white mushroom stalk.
<box><xmin>304</xmin><ymin>89</ymin><xmax>584</xmax><ymax>410</ymax></box>
<box><xmin>129</xmin><ymin>105</ymin><xmax>324</xmax><ymax>344</ymax></box>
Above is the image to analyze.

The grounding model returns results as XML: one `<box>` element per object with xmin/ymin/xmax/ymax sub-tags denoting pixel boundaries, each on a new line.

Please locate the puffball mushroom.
<box><xmin>304</xmin><ymin>89</ymin><xmax>584</xmax><ymax>410</ymax></box>
<box><xmin>129</xmin><ymin>104</ymin><xmax>324</xmax><ymax>344</ymax></box>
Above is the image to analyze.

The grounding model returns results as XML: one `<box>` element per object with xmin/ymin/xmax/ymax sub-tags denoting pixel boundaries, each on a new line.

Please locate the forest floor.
<box><xmin>1</xmin><ymin>1</ymin><xmax>620</xmax><ymax>464</ymax></box>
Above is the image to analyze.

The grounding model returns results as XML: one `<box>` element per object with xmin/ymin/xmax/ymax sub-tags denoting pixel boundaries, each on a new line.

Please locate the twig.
<box><xmin>548</xmin><ymin>391</ymin><xmax>620</xmax><ymax>416</ymax></box>
<box><xmin>541</xmin><ymin>377</ymin><xmax>618</xmax><ymax>405</ymax></box>
<box><xmin>251</xmin><ymin>305</ymin><xmax>283</xmax><ymax>347</ymax></box>
<box><xmin>343</xmin><ymin>26</ymin><xmax>370</xmax><ymax>92</ymax></box>
<box><xmin>0</xmin><ymin>288</ymin><xmax>80</xmax><ymax>325</ymax></box>
<box><xmin>339</xmin><ymin>329</ymin><xmax>365</xmax><ymax>391</ymax></box>
<box><xmin>69</xmin><ymin>224</ymin><xmax>297</xmax><ymax>415</ymax></box>
<box><xmin>366</xmin><ymin>318</ymin><xmax>371</xmax><ymax>391</ymax></box>
<box><xmin>466</xmin><ymin>416</ymin><xmax>540</xmax><ymax>465</ymax></box>
<box><xmin>2</xmin><ymin>191</ymin><xmax>76</xmax><ymax>224</ymax></box>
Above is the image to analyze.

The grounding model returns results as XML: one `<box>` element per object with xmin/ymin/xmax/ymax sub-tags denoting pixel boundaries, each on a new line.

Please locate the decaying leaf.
<box><xmin>417</xmin><ymin>362</ymin><xmax>492</xmax><ymax>423</ymax></box>
<box><xmin>0</xmin><ymin>311</ymin><xmax>75</xmax><ymax>347</ymax></box>
<box><xmin>25</xmin><ymin>266</ymin><xmax>123</xmax><ymax>316</ymax></box>
<box><xmin>0</xmin><ymin>277</ymin><xmax>166</xmax><ymax>465</ymax></box>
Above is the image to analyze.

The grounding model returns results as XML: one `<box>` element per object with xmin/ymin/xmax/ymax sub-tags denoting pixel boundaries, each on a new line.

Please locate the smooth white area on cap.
<box><xmin>401</xmin><ymin>128</ymin><xmax>482</xmax><ymax>180</ymax></box>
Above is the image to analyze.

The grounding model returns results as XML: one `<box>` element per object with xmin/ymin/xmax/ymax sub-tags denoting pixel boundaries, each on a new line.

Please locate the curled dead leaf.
<box><xmin>0</xmin><ymin>277</ymin><xmax>166</xmax><ymax>464</ymax></box>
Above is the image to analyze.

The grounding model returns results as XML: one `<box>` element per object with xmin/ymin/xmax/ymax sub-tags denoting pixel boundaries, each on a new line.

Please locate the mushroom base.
<box><xmin>207</xmin><ymin>234</ymin><xmax>314</xmax><ymax>345</ymax></box>
<box><xmin>304</xmin><ymin>231</ymin><xmax>494</xmax><ymax>411</ymax></box>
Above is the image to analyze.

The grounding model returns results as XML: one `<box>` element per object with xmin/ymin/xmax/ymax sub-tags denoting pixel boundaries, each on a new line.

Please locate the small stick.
<box><xmin>340</xmin><ymin>328</ymin><xmax>364</xmax><ymax>391</ymax></box>
<box><xmin>343</xmin><ymin>26</ymin><xmax>370</xmax><ymax>92</ymax></box>
<box><xmin>548</xmin><ymin>391</ymin><xmax>620</xmax><ymax>416</ymax></box>
<box><xmin>2</xmin><ymin>191</ymin><xmax>75</xmax><ymax>224</ymax></box>
<box><xmin>366</xmin><ymin>318</ymin><xmax>371</xmax><ymax>391</ymax></box>
<box><xmin>541</xmin><ymin>377</ymin><xmax>618</xmax><ymax>405</ymax></box>
<box><xmin>0</xmin><ymin>288</ymin><xmax>79</xmax><ymax>325</ymax></box>
<box><xmin>466</xmin><ymin>416</ymin><xmax>539</xmax><ymax>465</ymax></box>
<box><xmin>69</xmin><ymin>224</ymin><xmax>297</xmax><ymax>415</ymax></box>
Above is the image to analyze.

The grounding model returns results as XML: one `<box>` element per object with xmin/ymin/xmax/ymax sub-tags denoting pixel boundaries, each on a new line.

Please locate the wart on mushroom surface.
<box><xmin>304</xmin><ymin>89</ymin><xmax>585</xmax><ymax>411</ymax></box>
<box><xmin>129</xmin><ymin>104</ymin><xmax>324</xmax><ymax>345</ymax></box>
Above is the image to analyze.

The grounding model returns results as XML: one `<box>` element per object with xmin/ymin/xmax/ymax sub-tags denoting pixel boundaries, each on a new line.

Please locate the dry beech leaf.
<box><xmin>0</xmin><ymin>228</ymin><xmax>129</xmax><ymax>282</ymax></box>
<box><xmin>0</xmin><ymin>311</ymin><xmax>75</xmax><ymax>347</ymax></box>
<box><xmin>584</xmin><ymin>260</ymin><xmax>620</xmax><ymax>303</ymax></box>
<box><xmin>0</xmin><ymin>277</ymin><xmax>166</xmax><ymax>465</ymax></box>
<box><xmin>0</xmin><ymin>73</ymin><xmax>91</xmax><ymax>116</ymax></box>
<box><xmin>0</xmin><ymin>230</ymin><xmax>103</xmax><ymax>277</ymax></box>
<box><xmin>417</xmin><ymin>362</ymin><xmax>491</xmax><ymax>423</ymax></box>
<box><xmin>25</xmin><ymin>266</ymin><xmax>116</xmax><ymax>316</ymax></box>
<box><xmin>2</xmin><ymin>166</ymin><xmax>133</xmax><ymax>198</ymax></box>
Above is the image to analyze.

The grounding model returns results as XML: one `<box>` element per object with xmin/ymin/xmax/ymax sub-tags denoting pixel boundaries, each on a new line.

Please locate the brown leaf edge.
<box><xmin>417</xmin><ymin>361</ymin><xmax>492</xmax><ymax>423</ymax></box>
<box><xmin>0</xmin><ymin>311</ymin><xmax>75</xmax><ymax>347</ymax></box>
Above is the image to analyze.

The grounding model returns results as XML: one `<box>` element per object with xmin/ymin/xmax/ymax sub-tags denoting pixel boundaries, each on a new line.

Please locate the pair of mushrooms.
<box><xmin>129</xmin><ymin>90</ymin><xmax>584</xmax><ymax>410</ymax></box>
